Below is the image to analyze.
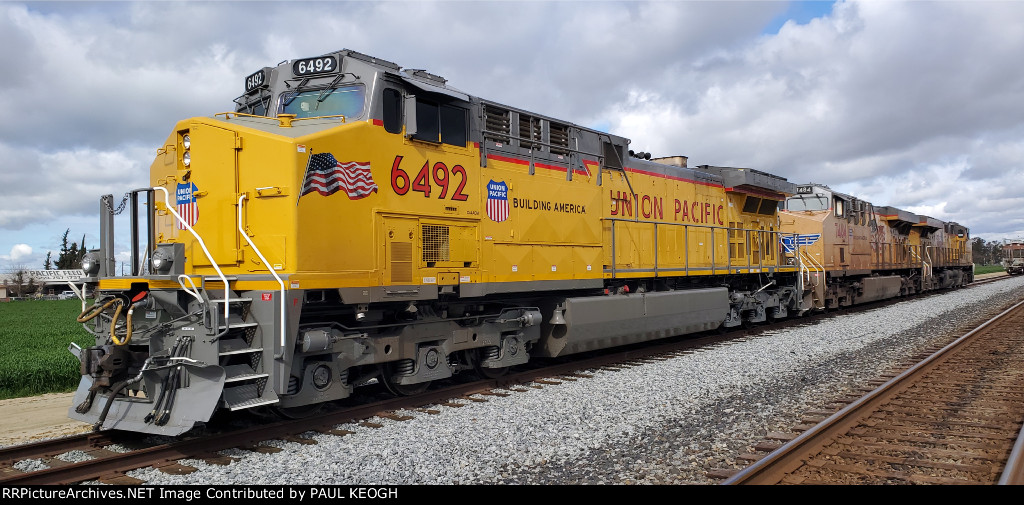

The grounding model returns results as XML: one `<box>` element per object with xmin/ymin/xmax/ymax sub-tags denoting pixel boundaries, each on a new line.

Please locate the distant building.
<box><xmin>0</xmin><ymin>269</ymin><xmax>85</xmax><ymax>298</ymax></box>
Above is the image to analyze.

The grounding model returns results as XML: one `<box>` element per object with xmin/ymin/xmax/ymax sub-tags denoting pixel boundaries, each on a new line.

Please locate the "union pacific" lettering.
<box><xmin>609</xmin><ymin>190</ymin><xmax>724</xmax><ymax>225</ymax></box>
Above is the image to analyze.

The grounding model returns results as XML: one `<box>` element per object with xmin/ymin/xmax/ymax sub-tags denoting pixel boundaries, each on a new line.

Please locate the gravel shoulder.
<box><xmin>128</xmin><ymin>275</ymin><xmax>1024</xmax><ymax>485</ymax></box>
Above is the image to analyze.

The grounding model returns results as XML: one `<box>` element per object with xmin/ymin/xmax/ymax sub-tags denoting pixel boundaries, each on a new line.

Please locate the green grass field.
<box><xmin>0</xmin><ymin>299</ymin><xmax>95</xmax><ymax>400</ymax></box>
<box><xmin>974</xmin><ymin>264</ymin><xmax>1005</xmax><ymax>275</ymax></box>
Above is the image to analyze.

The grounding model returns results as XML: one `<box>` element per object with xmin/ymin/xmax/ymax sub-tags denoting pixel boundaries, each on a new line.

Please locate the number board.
<box><xmin>293</xmin><ymin>56</ymin><xmax>337</xmax><ymax>76</ymax></box>
<box><xmin>245</xmin><ymin>69</ymin><xmax>266</xmax><ymax>93</ymax></box>
<box><xmin>796</xmin><ymin>186</ymin><xmax>814</xmax><ymax>194</ymax></box>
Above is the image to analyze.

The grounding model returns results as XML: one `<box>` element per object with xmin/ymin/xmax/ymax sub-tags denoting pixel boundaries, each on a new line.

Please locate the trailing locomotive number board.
<box><xmin>244</xmin><ymin>69</ymin><xmax>266</xmax><ymax>93</ymax></box>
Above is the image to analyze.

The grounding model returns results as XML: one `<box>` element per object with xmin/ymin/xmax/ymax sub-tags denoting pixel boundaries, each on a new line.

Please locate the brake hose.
<box><xmin>77</xmin><ymin>298</ymin><xmax>117</xmax><ymax>323</ymax></box>
<box><xmin>92</xmin><ymin>358</ymin><xmax>151</xmax><ymax>431</ymax></box>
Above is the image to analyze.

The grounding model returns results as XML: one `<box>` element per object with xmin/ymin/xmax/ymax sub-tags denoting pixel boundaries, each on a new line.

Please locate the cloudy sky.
<box><xmin>2</xmin><ymin>0</ymin><xmax>1023</xmax><ymax>272</ymax></box>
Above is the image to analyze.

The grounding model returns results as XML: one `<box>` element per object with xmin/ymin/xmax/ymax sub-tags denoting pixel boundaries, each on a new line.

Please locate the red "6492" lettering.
<box><xmin>390</xmin><ymin>155</ymin><xmax>469</xmax><ymax>201</ymax></box>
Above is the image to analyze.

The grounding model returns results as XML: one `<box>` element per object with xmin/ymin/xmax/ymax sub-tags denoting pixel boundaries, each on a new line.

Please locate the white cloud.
<box><xmin>3</xmin><ymin>0</ymin><xmax>1024</xmax><ymax>270</ymax></box>
<box><xmin>0</xmin><ymin>142</ymin><xmax>150</xmax><ymax>229</ymax></box>
<box><xmin>605</xmin><ymin>1</ymin><xmax>1024</xmax><ymax>239</ymax></box>
<box><xmin>4</xmin><ymin>243</ymin><xmax>32</xmax><ymax>262</ymax></box>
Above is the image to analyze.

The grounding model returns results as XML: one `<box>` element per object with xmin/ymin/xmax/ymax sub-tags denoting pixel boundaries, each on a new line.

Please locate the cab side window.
<box><xmin>414</xmin><ymin>100</ymin><xmax>440</xmax><ymax>143</ymax></box>
<box><xmin>413</xmin><ymin>98</ymin><xmax>468</xmax><ymax>147</ymax></box>
<box><xmin>440</xmin><ymin>104</ymin><xmax>467</xmax><ymax>146</ymax></box>
<box><xmin>382</xmin><ymin>88</ymin><xmax>402</xmax><ymax>134</ymax></box>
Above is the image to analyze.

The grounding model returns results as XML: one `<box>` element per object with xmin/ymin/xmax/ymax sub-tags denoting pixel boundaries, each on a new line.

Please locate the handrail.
<box><xmin>238</xmin><ymin>194</ymin><xmax>287</xmax><ymax>358</ymax></box>
<box><xmin>796</xmin><ymin>243</ymin><xmax>809</xmax><ymax>292</ymax></box>
<box><xmin>604</xmin><ymin>218</ymin><xmax>792</xmax><ymax>277</ymax></box>
<box><xmin>797</xmin><ymin>247</ymin><xmax>825</xmax><ymax>310</ymax></box>
<box><xmin>910</xmin><ymin>246</ymin><xmax>931</xmax><ymax>279</ymax></box>
<box><xmin>802</xmin><ymin>248</ymin><xmax>824</xmax><ymax>274</ymax></box>
<box><xmin>177</xmin><ymin>274</ymin><xmax>204</xmax><ymax>306</ymax></box>
<box><xmin>799</xmin><ymin>248</ymin><xmax>824</xmax><ymax>282</ymax></box>
<box><xmin>480</xmin><ymin>128</ymin><xmax>602</xmax><ymax>159</ymax></box>
<box><xmin>214</xmin><ymin>111</ymin><xmax>346</xmax><ymax>127</ymax></box>
<box><xmin>153</xmin><ymin>186</ymin><xmax>230</xmax><ymax>325</ymax></box>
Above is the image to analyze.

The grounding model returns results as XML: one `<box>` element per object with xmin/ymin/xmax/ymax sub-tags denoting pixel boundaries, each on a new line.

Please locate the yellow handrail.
<box><xmin>214</xmin><ymin>111</ymin><xmax>347</xmax><ymax>127</ymax></box>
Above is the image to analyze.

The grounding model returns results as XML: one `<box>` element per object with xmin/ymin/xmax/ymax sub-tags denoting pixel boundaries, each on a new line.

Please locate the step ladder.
<box><xmin>206</xmin><ymin>284</ymin><xmax>279</xmax><ymax>411</ymax></box>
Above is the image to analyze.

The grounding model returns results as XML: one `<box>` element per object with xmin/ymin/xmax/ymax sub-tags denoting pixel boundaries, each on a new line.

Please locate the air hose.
<box><xmin>155</xmin><ymin>366</ymin><xmax>182</xmax><ymax>426</ymax></box>
<box><xmin>145</xmin><ymin>338</ymin><xmax>184</xmax><ymax>424</ymax></box>
<box><xmin>92</xmin><ymin>358</ymin><xmax>151</xmax><ymax>432</ymax></box>
<box><xmin>109</xmin><ymin>291</ymin><xmax>149</xmax><ymax>345</ymax></box>
<box><xmin>77</xmin><ymin>298</ymin><xmax>117</xmax><ymax>323</ymax></box>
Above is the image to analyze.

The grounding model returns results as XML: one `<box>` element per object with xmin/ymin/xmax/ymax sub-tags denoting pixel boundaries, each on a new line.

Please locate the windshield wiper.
<box><xmin>281</xmin><ymin>78</ymin><xmax>311</xmax><ymax>108</ymax></box>
<box><xmin>316</xmin><ymin>74</ymin><xmax>347</xmax><ymax>103</ymax></box>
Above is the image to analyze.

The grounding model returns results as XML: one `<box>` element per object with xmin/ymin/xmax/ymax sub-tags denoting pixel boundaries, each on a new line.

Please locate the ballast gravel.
<box><xmin>126</xmin><ymin>276</ymin><xmax>1024</xmax><ymax>485</ymax></box>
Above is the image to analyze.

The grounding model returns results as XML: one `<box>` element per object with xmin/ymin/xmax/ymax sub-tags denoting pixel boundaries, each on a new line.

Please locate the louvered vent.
<box><xmin>483</xmin><ymin>104</ymin><xmax>510</xmax><ymax>143</ymax></box>
<box><xmin>550</xmin><ymin>122</ymin><xmax>569</xmax><ymax>155</ymax></box>
<box><xmin>390</xmin><ymin>242</ymin><xmax>412</xmax><ymax>284</ymax></box>
<box><xmin>519</xmin><ymin>114</ymin><xmax>541</xmax><ymax>147</ymax></box>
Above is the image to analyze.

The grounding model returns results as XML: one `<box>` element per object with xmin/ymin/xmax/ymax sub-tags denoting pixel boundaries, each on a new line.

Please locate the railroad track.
<box><xmin>0</xmin><ymin>327</ymin><xmax>744</xmax><ymax>485</ymax></box>
<box><xmin>2</xmin><ymin>275</ymin><xmax>1012</xmax><ymax>485</ymax></box>
<box><xmin>722</xmin><ymin>297</ymin><xmax>1024</xmax><ymax>485</ymax></box>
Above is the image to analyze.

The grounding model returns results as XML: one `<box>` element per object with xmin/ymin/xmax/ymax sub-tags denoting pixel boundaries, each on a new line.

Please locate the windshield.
<box><xmin>785</xmin><ymin>195</ymin><xmax>829</xmax><ymax>212</ymax></box>
<box><xmin>279</xmin><ymin>84</ymin><xmax>365</xmax><ymax>119</ymax></box>
<box><xmin>238</xmin><ymin>96</ymin><xmax>270</xmax><ymax>116</ymax></box>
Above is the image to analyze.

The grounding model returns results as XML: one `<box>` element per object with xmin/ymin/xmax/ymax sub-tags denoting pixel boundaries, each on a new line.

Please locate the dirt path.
<box><xmin>0</xmin><ymin>392</ymin><xmax>91</xmax><ymax>447</ymax></box>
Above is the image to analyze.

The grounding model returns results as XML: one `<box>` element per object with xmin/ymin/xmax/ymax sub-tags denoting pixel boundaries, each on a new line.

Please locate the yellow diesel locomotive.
<box><xmin>68</xmin><ymin>49</ymin><xmax>969</xmax><ymax>435</ymax></box>
<box><xmin>780</xmin><ymin>185</ymin><xmax>972</xmax><ymax>309</ymax></box>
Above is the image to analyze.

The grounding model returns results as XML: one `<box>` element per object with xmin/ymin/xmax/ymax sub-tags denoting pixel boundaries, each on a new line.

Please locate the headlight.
<box><xmin>182</xmin><ymin>151</ymin><xmax>191</xmax><ymax>167</ymax></box>
<box><xmin>151</xmin><ymin>247</ymin><xmax>174</xmax><ymax>274</ymax></box>
<box><xmin>182</xmin><ymin>134</ymin><xmax>190</xmax><ymax>150</ymax></box>
<box><xmin>81</xmin><ymin>252</ymin><xmax>100</xmax><ymax>276</ymax></box>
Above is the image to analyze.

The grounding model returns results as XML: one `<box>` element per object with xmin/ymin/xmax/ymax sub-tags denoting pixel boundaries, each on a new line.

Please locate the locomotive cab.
<box><xmin>1003</xmin><ymin>240</ymin><xmax>1024</xmax><ymax>275</ymax></box>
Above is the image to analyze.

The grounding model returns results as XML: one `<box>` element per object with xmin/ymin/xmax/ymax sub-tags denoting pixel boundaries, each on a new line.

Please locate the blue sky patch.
<box><xmin>764</xmin><ymin>1</ymin><xmax>836</xmax><ymax>34</ymax></box>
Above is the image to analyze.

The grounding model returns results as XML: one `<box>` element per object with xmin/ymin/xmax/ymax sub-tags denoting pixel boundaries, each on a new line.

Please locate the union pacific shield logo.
<box><xmin>486</xmin><ymin>180</ymin><xmax>509</xmax><ymax>222</ymax></box>
<box><xmin>175</xmin><ymin>181</ymin><xmax>198</xmax><ymax>230</ymax></box>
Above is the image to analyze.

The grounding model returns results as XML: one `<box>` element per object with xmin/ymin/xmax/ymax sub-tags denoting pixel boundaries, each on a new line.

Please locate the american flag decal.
<box><xmin>300</xmin><ymin>153</ymin><xmax>378</xmax><ymax>200</ymax></box>
<box><xmin>486</xmin><ymin>180</ymin><xmax>509</xmax><ymax>222</ymax></box>
<box><xmin>175</xmin><ymin>182</ymin><xmax>198</xmax><ymax>230</ymax></box>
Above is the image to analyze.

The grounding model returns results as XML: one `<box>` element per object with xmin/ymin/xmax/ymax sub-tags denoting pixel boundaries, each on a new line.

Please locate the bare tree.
<box><xmin>5</xmin><ymin>265</ymin><xmax>27</xmax><ymax>297</ymax></box>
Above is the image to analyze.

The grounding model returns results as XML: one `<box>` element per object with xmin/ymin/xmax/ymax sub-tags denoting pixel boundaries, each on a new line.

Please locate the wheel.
<box><xmin>474</xmin><ymin>360</ymin><xmax>510</xmax><ymax>379</ymax></box>
<box><xmin>475</xmin><ymin>364</ymin><xmax>510</xmax><ymax>379</ymax></box>
<box><xmin>380</xmin><ymin>362</ymin><xmax>430</xmax><ymax>396</ymax></box>
<box><xmin>247</xmin><ymin>405</ymin><xmax>278</xmax><ymax>420</ymax></box>
<box><xmin>273</xmin><ymin>403</ymin><xmax>323</xmax><ymax>419</ymax></box>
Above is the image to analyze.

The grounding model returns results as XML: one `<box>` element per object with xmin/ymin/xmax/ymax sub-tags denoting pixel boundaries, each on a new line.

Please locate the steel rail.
<box><xmin>1</xmin><ymin>330</ymin><xmax>736</xmax><ymax>485</ymax></box>
<box><xmin>998</xmin><ymin>421</ymin><xmax>1024</xmax><ymax>485</ymax></box>
<box><xmin>723</xmin><ymin>297</ymin><xmax>1024</xmax><ymax>485</ymax></box>
<box><xmin>0</xmin><ymin>432</ymin><xmax>121</xmax><ymax>466</ymax></box>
